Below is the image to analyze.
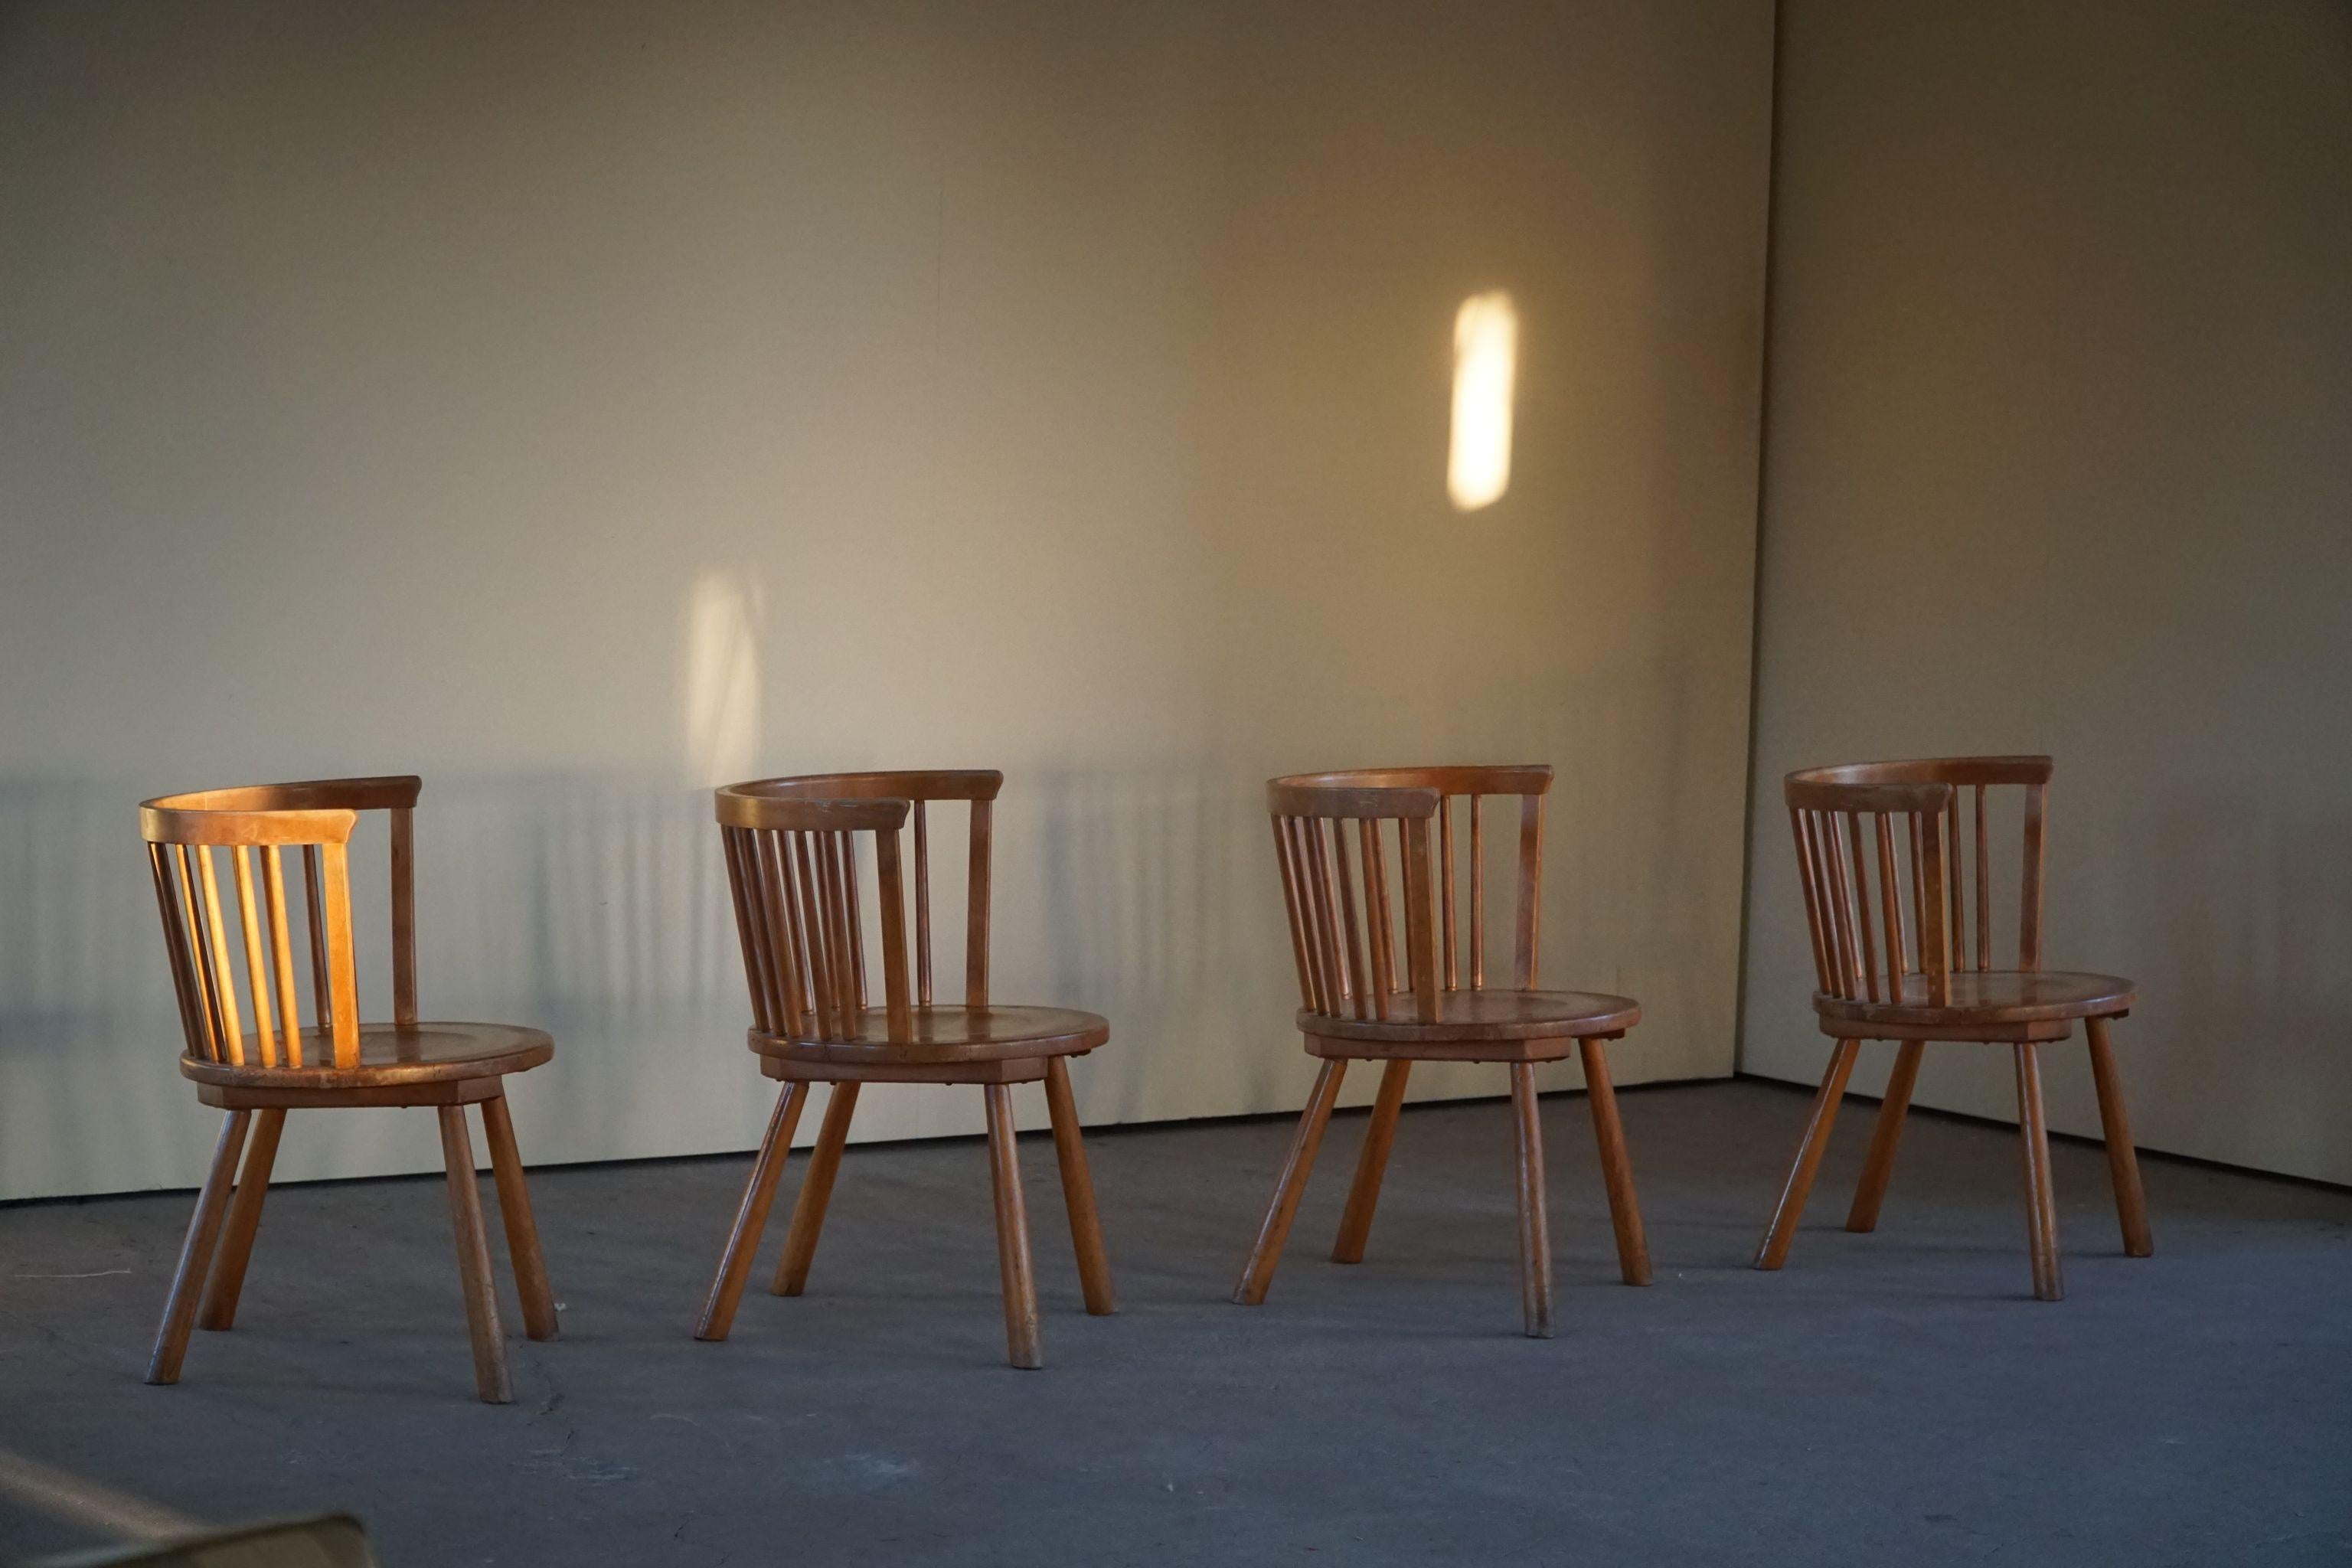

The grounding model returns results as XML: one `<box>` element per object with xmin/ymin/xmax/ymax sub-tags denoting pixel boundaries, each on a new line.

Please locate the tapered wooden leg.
<box><xmin>479</xmin><ymin>1094</ymin><xmax>558</xmax><ymax>1341</ymax></box>
<box><xmin>2014</xmin><ymin>1044</ymin><xmax>2064</xmax><ymax>1302</ymax></box>
<box><xmin>697</xmin><ymin>1082</ymin><xmax>808</xmax><ymax>1341</ymax></box>
<box><xmin>1577</xmin><ymin>1039</ymin><xmax>1650</xmax><ymax>1286</ymax></box>
<box><xmin>1043</xmin><ymin>1059</ymin><xmax>1116</xmax><ymax>1315</ymax></box>
<box><xmin>147</xmin><ymin>1111</ymin><xmax>250</xmax><ymax>1385</ymax></box>
<box><xmin>1332</xmin><ymin>1060</ymin><xmax>1410</xmax><ymax>1264</ymax></box>
<box><xmin>1846</xmin><ymin>1040</ymin><xmax>1923</xmax><ymax>1233</ymax></box>
<box><xmin>1754</xmin><ymin>1037</ymin><xmax>1860</xmax><ymax>1270</ymax></box>
<box><xmin>1509</xmin><ymin>1063</ymin><xmax>1555</xmax><ymax>1338</ymax></box>
<box><xmin>2085</xmin><ymin>1018</ymin><xmax>2153</xmax><ymax>1258</ymax></box>
<box><xmin>437</xmin><ymin>1106</ymin><xmax>512</xmax><ymax>1403</ymax></box>
<box><xmin>984</xmin><ymin>1084</ymin><xmax>1042</xmax><ymax>1369</ymax></box>
<box><xmin>198</xmin><ymin>1108</ymin><xmax>284</xmax><ymax>1331</ymax></box>
<box><xmin>773</xmin><ymin>1083</ymin><xmax>858</xmax><ymax>1296</ymax></box>
<box><xmin>1232</xmin><ymin>1058</ymin><xmax>1348</xmax><ymax>1305</ymax></box>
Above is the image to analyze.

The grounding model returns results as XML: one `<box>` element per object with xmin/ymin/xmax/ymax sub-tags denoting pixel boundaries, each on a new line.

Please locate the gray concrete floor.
<box><xmin>1</xmin><ymin>1079</ymin><xmax>2347</xmax><ymax>1566</ymax></box>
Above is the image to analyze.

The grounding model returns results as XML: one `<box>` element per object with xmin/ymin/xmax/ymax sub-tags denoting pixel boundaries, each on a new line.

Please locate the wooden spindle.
<box><xmin>148</xmin><ymin>845</ymin><xmax>205</xmax><ymax>1060</ymax></box>
<box><xmin>261</xmin><ymin>848</ymin><xmax>301</xmax><ymax>1065</ymax></box>
<box><xmin>966</xmin><ymin>799</ymin><xmax>992</xmax><ymax>1010</ymax></box>
<box><xmin>390</xmin><ymin>807</ymin><xmax>417</xmax><ymax>1029</ymax></box>
<box><xmin>1305</xmin><ymin>818</ymin><xmax>1345</xmax><ymax>1011</ymax></box>
<box><xmin>1359</xmin><ymin>819</ymin><xmax>1393</xmax><ymax>1016</ymax></box>
<box><xmin>195</xmin><ymin>847</ymin><xmax>246</xmax><ymax>1067</ymax></box>
<box><xmin>2020</xmin><ymin>783</ymin><xmax>2047</xmax><ymax>970</ymax></box>
<box><xmin>1438</xmin><ymin>796</ymin><xmax>1458</xmax><ymax>990</ymax></box>
<box><xmin>913</xmin><ymin>800</ymin><xmax>933</xmax><ymax>1008</ymax></box>
<box><xmin>1291</xmin><ymin>818</ymin><xmax>1334</xmax><ymax>1015</ymax></box>
<box><xmin>722</xmin><ymin>831</ymin><xmax>771</xmax><ymax>1034</ymax></box>
<box><xmin>1331</xmin><ymin>819</ymin><xmax>1370</xmax><ymax>1021</ymax></box>
<box><xmin>842</xmin><ymin>831</ymin><xmax>867</xmax><ymax>1007</ymax></box>
<box><xmin>816</xmin><ymin>831</ymin><xmax>855</xmax><ymax>1036</ymax></box>
<box><xmin>790</xmin><ymin>833</ymin><xmax>832</xmax><ymax>1039</ymax></box>
<box><xmin>302</xmin><ymin>845</ymin><xmax>331</xmax><ymax>1031</ymax></box>
<box><xmin>1845</xmin><ymin>814</ymin><xmax>1880</xmax><ymax>1002</ymax></box>
<box><xmin>1468</xmin><ymin>795</ymin><xmax>1485</xmax><ymax>989</ymax></box>
<box><xmin>318</xmin><ymin>841</ymin><xmax>360</xmax><ymax>1068</ymax></box>
<box><xmin>762</xmin><ymin>831</ymin><xmax>806</xmax><ymax>1037</ymax></box>
<box><xmin>1402</xmin><ymin>815</ymin><xmax>1440</xmax><ymax>1024</ymax></box>
<box><xmin>1875</xmin><ymin>812</ymin><xmax>1905</xmax><ymax>998</ymax></box>
<box><xmin>1789</xmin><ymin>811</ymin><xmax>1834</xmax><ymax>995</ymax></box>
<box><xmin>875</xmin><ymin>828</ymin><xmax>913</xmax><ymax>1042</ymax></box>
<box><xmin>1973</xmin><ymin>785</ymin><xmax>1991</xmax><ymax>972</ymax></box>
<box><xmin>1272</xmin><ymin>817</ymin><xmax>1316</xmax><ymax>1011</ymax></box>
<box><xmin>1907</xmin><ymin>812</ymin><xmax>1926</xmax><ymax>974</ymax></box>
<box><xmin>231</xmin><ymin>848</ymin><xmax>277</xmax><ymax>1067</ymax></box>
<box><xmin>1514</xmin><ymin>793</ymin><xmax>1543</xmax><ymax>988</ymax></box>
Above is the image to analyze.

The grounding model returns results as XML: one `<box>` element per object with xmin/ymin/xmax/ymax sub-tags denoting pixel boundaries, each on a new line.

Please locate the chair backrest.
<box><xmin>1266</xmin><ymin>766</ymin><xmax>1552</xmax><ymax>1027</ymax></box>
<box><xmin>139</xmin><ymin>776</ymin><xmax>423</xmax><ymax>1070</ymax></box>
<box><xmin>1783</xmin><ymin>756</ymin><xmax>2053</xmax><ymax>1007</ymax></box>
<box><xmin>716</xmin><ymin>770</ymin><xmax>1001</xmax><ymax>1044</ymax></box>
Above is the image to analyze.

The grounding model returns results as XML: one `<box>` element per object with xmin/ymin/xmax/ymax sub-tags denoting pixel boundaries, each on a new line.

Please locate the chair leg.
<box><xmin>2014</xmin><ymin>1044</ymin><xmax>2065</xmax><ymax>1302</ymax></box>
<box><xmin>1754</xmin><ymin>1037</ymin><xmax>1860</xmax><ymax>1270</ymax></box>
<box><xmin>1509</xmin><ymin>1063</ymin><xmax>1555</xmax><ymax>1338</ymax></box>
<box><xmin>480</xmin><ymin>1093</ymin><xmax>559</xmax><ymax>1341</ymax></box>
<box><xmin>1577</xmin><ymin>1039</ymin><xmax>1651</xmax><ymax>1286</ymax></box>
<box><xmin>198</xmin><ymin>1107</ymin><xmax>285</xmax><ymax>1331</ymax></box>
<box><xmin>984</xmin><ymin>1084</ymin><xmax>1043</xmax><ymax>1369</ymax></box>
<box><xmin>1232</xmin><ymin>1058</ymin><xmax>1348</xmax><ymax>1305</ymax></box>
<box><xmin>436</xmin><ymin>1106</ymin><xmax>512</xmax><ymax>1404</ymax></box>
<box><xmin>1043</xmin><ymin>1059</ymin><xmax>1116</xmax><ymax>1315</ymax></box>
<box><xmin>147</xmin><ymin>1110</ymin><xmax>250</xmax><ymax>1385</ymax></box>
<box><xmin>1847</xmin><ymin>1040</ymin><xmax>1924</xmax><ymax>1233</ymax></box>
<box><xmin>1332</xmin><ymin>1060</ymin><xmax>1410</xmax><ymax>1264</ymax></box>
<box><xmin>773</xmin><ymin>1083</ymin><xmax>859</xmax><ymax>1297</ymax></box>
<box><xmin>696</xmin><ymin>1082</ymin><xmax>808</xmax><ymax>1341</ymax></box>
<box><xmin>2085</xmin><ymin>1018</ymin><xmax>2154</xmax><ymax>1258</ymax></box>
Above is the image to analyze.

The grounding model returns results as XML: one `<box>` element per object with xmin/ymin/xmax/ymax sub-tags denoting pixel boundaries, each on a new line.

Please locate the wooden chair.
<box><xmin>139</xmin><ymin>776</ymin><xmax>557</xmax><ymax>1404</ymax></box>
<box><xmin>1758</xmin><ymin>756</ymin><xmax>2153</xmax><ymax>1300</ymax></box>
<box><xmin>694</xmin><ymin>770</ymin><xmax>1115</xmax><ymax>1368</ymax></box>
<box><xmin>1235</xmin><ymin>767</ymin><xmax>1649</xmax><ymax>1338</ymax></box>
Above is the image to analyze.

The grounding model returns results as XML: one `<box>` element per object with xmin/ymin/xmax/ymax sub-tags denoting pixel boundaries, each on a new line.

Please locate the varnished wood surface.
<box><xmin>178</xmin><ymin>1023</ymin><xmax>553</xmax><ymax>1089</ymax></box>
<box><xmin>707</xmin><ymin>769</ymin><xmax>1116</xmax><ymax>1367</ymax></box>
<box><xmin>1246</xmin><ymin>765</ymin><xmax>1649</xmax><ymax>1332</ymax></box>
<box><xmin>1815</xmin><ymin>970</ymin><xmax>2135</xmax><ymax>1030</ymax></box>
<box><xmin>140</xmin><ymin>776</ymin><xmax>559</xmax><ymax>1402</ymax></box>
<box><xmin>1298</xmin><ymin>988</ymin><xmax>1639</xmax><ymax>1044</ymax></box>
<box><xmin>1764</xmin><ymin>756</ymin><xmax>2151</xmax><ymax>1298</ymax></box>
<box><xmin>746</xmin><ymin>1006</ymin><xmax>1109</xmax><ymax>1065</ymax></box>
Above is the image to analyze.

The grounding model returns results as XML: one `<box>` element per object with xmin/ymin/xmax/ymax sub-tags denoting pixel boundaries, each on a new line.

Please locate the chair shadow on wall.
<box><xmin>0</xmin><ymin>776</ymin><xmax>176</xmax><ymax>1193</ymax></box>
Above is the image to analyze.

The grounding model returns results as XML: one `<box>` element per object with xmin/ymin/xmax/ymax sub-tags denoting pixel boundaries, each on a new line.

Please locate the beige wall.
<box><xmin>1743</xmin><ymin>1</ymin><xmax>2352</xmax><ymax>1183</ymax></box>
<box><xmin>0</xmin><ymin>2</ymin><xmax>1772</xmax><ymax>1199</ymax></box>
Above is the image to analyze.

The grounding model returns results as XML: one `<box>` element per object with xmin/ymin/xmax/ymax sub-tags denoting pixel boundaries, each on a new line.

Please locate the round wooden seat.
<box><xmin>1815</xmin><ymin>970</ymin><xmax>2135</xmax><ymax>1033</ymax></box>
<box><xmin>1299</xmin><ymin>988</ymin><xmax>1640</xmax><ymax>1054</ymax></box>
<box><xmin>748</xmin><ymin>1004</ymin><xmax>1109</xmax><ymax>1068</ymax></box>
<box><xmin>180</xmin><ymin>1022</ymin><xmax>554</xmax><ymax>1089</ymax></box>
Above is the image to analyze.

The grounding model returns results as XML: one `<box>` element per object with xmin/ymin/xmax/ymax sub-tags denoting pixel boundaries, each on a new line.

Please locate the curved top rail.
<box><xmin>1273</xmin><ymin>764</ymin><xmax>1552</xmax><ymax>797</ymax></box>
<box><xmin>139</xmin><ymin>776</ymin><xmax>419</xmax><ymax>846</ymax></box>
<box><xmin>714</xmin><ymin>787</ymin><xmax>911</xmax><ymax>832</ymax></box>
<box><xmin>1787</xmin><ymin>756</ymin><xmax>2052</xmax><ymax>791</ymax></box>
<box><xmin>724</xmin><ymin>770</ymin><xmax>1002</xmax><ymax>804</ymax></box>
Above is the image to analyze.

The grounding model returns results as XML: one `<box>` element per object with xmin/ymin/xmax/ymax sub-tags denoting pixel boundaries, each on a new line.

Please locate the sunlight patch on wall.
<box><xmin>681</xmin><ymin>570</ymin><xmax>764</xmax><ymax>787</ymax></box>
<box><xmin>1449</xmin><ymin>291</ymin><xmax>1517</xmax><ymax>511</ymax></box>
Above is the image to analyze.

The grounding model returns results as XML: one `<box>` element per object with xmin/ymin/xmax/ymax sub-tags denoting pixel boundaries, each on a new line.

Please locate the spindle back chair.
<box><xmin>1758</xmin><ymin>757</ymin><xmax>2151</xmax><ymax>1302</ymax></box>
<box><xmin>1238</xmin><ymin>766</ymin><xmax>1648</xmax><ymax>1339</ymax></box>
<box><xmin>696</xmin><ymin>770</ymin><xmax>1115</xmax><ymax>1369</ymax></box>
<box><xmin>139</xmin><ymin>777</ymin><xmax>557</xmax><ymax>1403</ymax></box>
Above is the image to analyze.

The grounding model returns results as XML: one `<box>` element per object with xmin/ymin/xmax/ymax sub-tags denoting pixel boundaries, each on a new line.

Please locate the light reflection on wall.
<box><xmin>1448</xmin><ymin>291</ymin><xmax>1517</xmax><ymax>511</ymax></box>
<box><xmin>681</xmin><ymin>569</ymin><xmax>764</xmax><ymax>786</ymax></box>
